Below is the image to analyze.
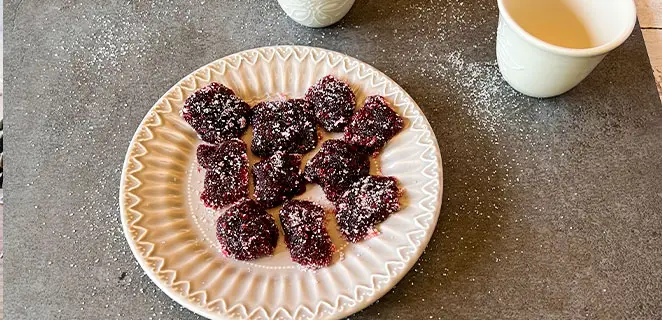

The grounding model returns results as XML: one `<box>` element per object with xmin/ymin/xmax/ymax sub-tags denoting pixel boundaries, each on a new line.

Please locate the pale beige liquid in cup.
<box><xmin>504</xmin><ymin>0</ymin><xmax>595</xmax><ymax>49</ymax></box>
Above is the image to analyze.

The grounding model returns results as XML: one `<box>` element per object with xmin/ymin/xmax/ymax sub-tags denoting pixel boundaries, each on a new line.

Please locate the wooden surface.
<box><xmin>0</xmin><ymin>2</ymin><xmax>659</xmax><ymax>318</ymax></box>
<box><xmin>637</xmin><ymin>0</ymin><xmax>662</xmax><ymax>99</ymax></box>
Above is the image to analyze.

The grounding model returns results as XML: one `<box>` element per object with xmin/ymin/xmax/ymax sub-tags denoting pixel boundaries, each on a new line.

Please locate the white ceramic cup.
<box><xmin>496</xmin><ymin>0</ymin><xmax>637</xmax><ymax>98</ymax></box>
<box><xmin>277</xmin><ymin>0</ymin><xmax>355</xmax><ymax>28</ymax></box>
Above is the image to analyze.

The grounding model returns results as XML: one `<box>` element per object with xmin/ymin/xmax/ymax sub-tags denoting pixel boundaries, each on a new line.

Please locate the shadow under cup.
<box><xmin>496</xmin><ymin>0</ymin><xmax>637</xmax><ymax>98</ymax></box>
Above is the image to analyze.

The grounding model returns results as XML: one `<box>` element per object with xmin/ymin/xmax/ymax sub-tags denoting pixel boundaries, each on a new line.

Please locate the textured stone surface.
<box><xmin>4</xmin><ymin>0</ymin><xmax>662</xmax><ymax>319</ymax></box>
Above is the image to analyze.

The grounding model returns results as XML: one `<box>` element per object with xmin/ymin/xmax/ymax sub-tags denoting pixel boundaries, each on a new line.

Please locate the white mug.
<box><xmin>277</xmin><ymin>0</ymin><xmax>355</xmax><ymax>28</ymax></box>
<box><xmin>496</xmin><ymin>0</ymin><xmax>637</xmax><ymax>98</ymax></box>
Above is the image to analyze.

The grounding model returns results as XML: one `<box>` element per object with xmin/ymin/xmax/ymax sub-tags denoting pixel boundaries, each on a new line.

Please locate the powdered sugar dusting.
<box><xmin>303</xmin><ymin>139</ymin><xmax>371</xmax><ymax>202</ymax></box>
<box><xmin>253</xmin><ymin>152</ymin><xmax>305</xmax><ymax>209</ymax></box>
<box><xmin>443</xmin><ymin>51</ymin><xmax>523</xmax><ymax>134</ymax></box>
<box><xmin>305</xmin><ymin>75</ymin><xmax>356</xmax><ymax>132</ymax></box>
<box><xmin>183</xmin><ymin>82</ymin><xmax>250</xmax><ymax>144</ymax></box>
<box><xmin>216</xmin><ymin>198</ymin><xmax>279</xmax><ymax>261</ymax></box>
<box><xmin>336</xmin><ymin>176</ymin><xmax>401</xmax><ymax>242</ymax></box>
<box><xmin>279</xmin><ymin>200</ymin><xmax>334</xmax><ymax>270</ymax></box>
<box><xmin>344</xmin><ymin>95</ymin><xmax>404</xmax><ymax>153</ymax></box>
<box><xmin>197</xmin><ymin>140</ymin><xmax>249</xmax><ymax>209</ymax></box>
<box><xmin>250</xmin><ymin>99</ymin><xmax>318</xmax><ymax>157</ymax></box>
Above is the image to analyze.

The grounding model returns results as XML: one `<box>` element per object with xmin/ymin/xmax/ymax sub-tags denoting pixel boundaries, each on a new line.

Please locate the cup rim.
<box><xmin>497</xmin><ymin>0</ymin><xmax>637</xmax><ymax>57</ymax></box>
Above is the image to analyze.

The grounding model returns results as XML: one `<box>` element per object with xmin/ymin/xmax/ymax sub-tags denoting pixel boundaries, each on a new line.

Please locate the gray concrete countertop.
<box><xmin>4</xmin><ymin>0</ymin><xmax>662</xmax><ymax>319</ymax></box>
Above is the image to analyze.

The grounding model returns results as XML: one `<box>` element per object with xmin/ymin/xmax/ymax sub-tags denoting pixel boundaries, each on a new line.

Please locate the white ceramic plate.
<box><xmin>120</xmin><ymin>46</ymin><xmax>443</xmax><ymax>320</ymax></box>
